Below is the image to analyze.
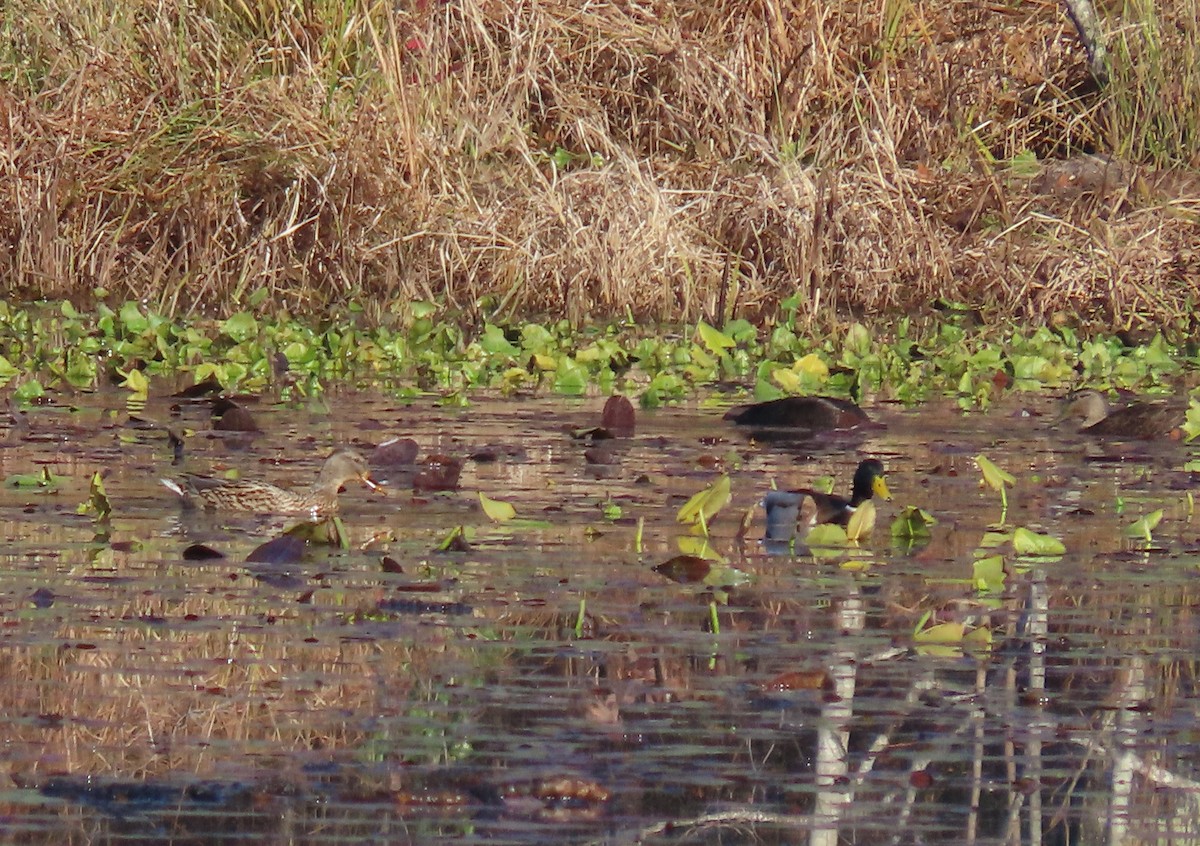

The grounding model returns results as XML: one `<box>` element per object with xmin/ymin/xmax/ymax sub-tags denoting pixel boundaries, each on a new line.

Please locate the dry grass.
<box><xmin>1</xmin><ymin>0</ymin><xmax>1199</xmax><ymax>330</ymax></box>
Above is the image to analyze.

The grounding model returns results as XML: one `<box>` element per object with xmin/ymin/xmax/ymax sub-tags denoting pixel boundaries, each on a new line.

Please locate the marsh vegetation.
<box><xmin>2</xmin><ymin>0</ymin><xmax>1199</xmax><ymax>329</ymax></box>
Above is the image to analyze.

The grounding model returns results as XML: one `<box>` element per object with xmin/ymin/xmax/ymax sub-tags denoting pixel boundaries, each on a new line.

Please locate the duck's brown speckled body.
<box><xmin>162</xmin><ymin>449</ymin><xmax>379</xmax><ymax>516</ymax></box>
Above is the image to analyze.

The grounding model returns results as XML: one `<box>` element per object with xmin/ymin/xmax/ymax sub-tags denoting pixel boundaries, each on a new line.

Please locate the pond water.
<box><xmin>1</xmin><ymin>386</ymin><xmax>1199</xmax><ymax>845</ymax></box>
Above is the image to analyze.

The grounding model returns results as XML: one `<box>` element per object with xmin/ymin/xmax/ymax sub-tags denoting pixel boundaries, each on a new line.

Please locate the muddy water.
<box><xmin>1</xmin><ymin>387</ymin><xmax>1199</xmax><ymax>845</ymax></box>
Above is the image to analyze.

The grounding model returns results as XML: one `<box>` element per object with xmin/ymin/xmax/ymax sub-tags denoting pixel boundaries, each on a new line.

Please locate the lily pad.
<box><xmin>1011</xmin><ymin>527</ymin><xmax>1065</xmax><ymax>556</ymax></box>
<box><xmin>479</xmin><ymin>492</ymin><xmax>517</xmax><ymax>522</ymax></box>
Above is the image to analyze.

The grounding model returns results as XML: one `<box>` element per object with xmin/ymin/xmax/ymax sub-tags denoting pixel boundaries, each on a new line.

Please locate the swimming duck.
<box><xmin>724</xmin><ymin>396</ymin><xmax>872</xmax><ymax>432</ymax></box>
<box><xmin>763</xmin><ymin>458</ymin><xmax>891</xmax><ymax>538</ymax></box>
<box><xmin>161</xmin><ymin>449</ymin><xmax>380</xmax><ymax>516</ymax></box>
<box><xmin>1055</xmin><ymin>389</ymin><xmax>1182</xmax><ymax>440</ymax></box>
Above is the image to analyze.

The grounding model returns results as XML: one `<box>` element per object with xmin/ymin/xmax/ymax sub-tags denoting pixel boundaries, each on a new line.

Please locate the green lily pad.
<box><xmin>676</xmin><ymin>475</ymin><xmax>731</xmax><ymax>531</ymax></box>
<box><xmin>1125</xmin><ymin>509</ymin><xmax>1164</xmax><ymax>541</ymax></box>
<box><xmin>1012</xmin><ymin>527</ymin><xmax>1065</xmax><ymax>556</ymax></box>
<box><xmin>479</xmin><ymin>492</ymin><xmax>516</xmax><ymax>522</ymax></box>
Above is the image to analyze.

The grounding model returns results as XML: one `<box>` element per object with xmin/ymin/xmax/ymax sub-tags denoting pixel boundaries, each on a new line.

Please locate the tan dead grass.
<box><xmin>1</xmin><ymin>0</ymin><xmax>1198</xmax><ymax>330</ymax></box>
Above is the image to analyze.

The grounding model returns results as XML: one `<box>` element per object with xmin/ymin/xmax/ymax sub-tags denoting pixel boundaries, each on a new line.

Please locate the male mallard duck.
<box><xmin>763</xmin><ymin>458</ymin><xmax>891</xmax><ymax>537</ymax></box>
<box><xmin>724</xmin><ymin>396</ymin><xmax>872</xmax><ymax>432</ymax></box>
<box><xmin>161</xmin><ymin>449</ymin><xmax>380</xmax><ymax>516</ymax></box>
<box><xmin>1055</xmin><ymin>389</ymin><xmax>1182</xmax><ymax>440</ymax></box>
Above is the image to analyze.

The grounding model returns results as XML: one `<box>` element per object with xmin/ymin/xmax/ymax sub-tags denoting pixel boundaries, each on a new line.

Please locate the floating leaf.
<box><xmin>890</xmin><ymin>506</ymin><xmax>937</xmax><ymax>539</ymax></box>
<box><xmin>696</xmin><ymin>321</ymin><xmax>735</xmax><ymax>355</ymax></box>
<box><xmin>974</xmin><ymin>455</ymin><xmax>1015</xmax><ymax>493</ymax></box>
<box><xmin>6</xmin><ymin>467</ymin><xmax>62</xmax><ymax>490</ymax></box>
<box><xmin>914</xmin><ymin>621</ymin><xmax>965</xmax><ymax>644</ymax></box>
<box><xmin>843</xmin><ymin>322</ymin><xmax>871</xmax><ymax>358</ymax></box>
<box><xmin>120</xmin><ymin>368</ymin><xmax>149</xmax><ymax>396</ymax></box>
<box><xmin>1184</xmin><ymin>398</ymin><xmax>1200</xmax><ymax>442</ymax></box>
<box><xmin>846</xmin><ymin>500</ymin><xmax>876</xmax><ymax>541</ymax></box>
<box><xmin>977</xmin><ymin>530</ymin><xmax>1012</xmax><ymax>549</ymax></box>
<box><xmin>85</xmin><ymin>471</ymin><xmax>111</xmax><ymax>519</ymax></box>
<box><xmin>246</xmin><ymin>534</ymin><xmax>306</xmax><ymax>564</ymax></box>
<box><xmin>963</xmin><ymin>626</ymin><xmax>994</xmax><ymax>651</ymax></box>
<box><xmin>479</xmin><ymin>492</ymin><xmax>517</xmax><ymax>522</ymax></box>
<box><xmin>1012</xmin><ymin>527</ymin><xmax>1065</xmax><ymax>556</ymax></box>
<box><xmin>1125</xmin><ymin>509</ymin><xmax>1164</xmax><ymax>541</ymax></box>
<box><xmin>119</xmin><ymin>301</ymin><xmax>148</xmax><ymax>334</ymax></box>
<box><xmin>805</xmin><ymin>523</ymin><xmax>848</xmax><ymax>549</ymax></box>
<box><xmin>654</xmin><ymin>555</ymin><xmax>711</xmax><ymax>584</ymax></box>
<box><xmin>480</xmin><ymin>324</ymin><xmax>519</xmax><ymax>357</ymax></box>
<box><xmin>436</xmin><ymin>526</ymin><xmax>472</xmax><ymax>552</ymax></box>
<box><xmin>794</xmin><ymin>353</ymin><xmax>830</xmax><ymax>379</ymax></box>
<box><xmin>676</xmin><ymin>475</ymin><xmax>731</xmax><ymax>530</ymax></box>
<box><xmin>554</xmin><ymin>357</ymin><xmax>587</xmax><ymax>395</ymax></box>
<box><xmin>675</xmin><ymin>535</ymin><xmax>725</xmax><ymax>561</ymax></box>
<box><xmin>221</xmin><ymin>311</ymin><xmax>258</xmax><ymax>343</ymax></box>
<box><xmin>13</xmin><ymin>380</ymin><xmax>44</xmax><ymax>402</ymax></box>
<box><xmin>973</xmin><ymin>554</ymin><xmax>1006</xmax><ymax>593</ymax></box>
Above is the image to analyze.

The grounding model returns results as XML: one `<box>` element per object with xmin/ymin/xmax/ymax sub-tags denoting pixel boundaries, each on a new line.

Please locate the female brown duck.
<box><xmin>162</xmin><ymin>449</ymin><xmax>381</xmax><ymax>516</ymax></box>
<box><xmin>1055</xmin><ymin>389</ymin><xmax>1183</xmax><ymax>440</ymax></box>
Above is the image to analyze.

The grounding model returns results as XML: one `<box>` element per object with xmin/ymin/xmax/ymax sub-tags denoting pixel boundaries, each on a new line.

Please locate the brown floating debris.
<box><xmin>600</xmin><ymin>394</ymin><xmax>635</xmax><ymax>437</ymax></box>
<box><xmin>182</xmin><ymin>544</ymin><xmax>225</xmax><ymax>561</ymax></box>
<box><xmin>413</xmin><ymin>454</ymin><xmax>464</xmax><ymax>492</ymax></box>
<box><xmin>372</xmin><ymin>436</ymin><xmax>419</xmax><ymax>466</ymax></box>
<box><xmin>653</xmin><ymin>555</ymin><xmax>711</xmax><ymax>584</ymax></box>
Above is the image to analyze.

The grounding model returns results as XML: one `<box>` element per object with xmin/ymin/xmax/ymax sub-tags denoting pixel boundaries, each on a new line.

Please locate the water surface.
<box><xmin>1</xmin><ymin>387</ymin><xmax>1198</xmax><ymax>845</ymax></box>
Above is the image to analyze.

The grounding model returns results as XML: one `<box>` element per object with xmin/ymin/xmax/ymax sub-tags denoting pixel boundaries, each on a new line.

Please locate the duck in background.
<box><xmin>1054</xmin><ymin>389</ymin><xmax>1183</xmax><ymax>440</ymax></box>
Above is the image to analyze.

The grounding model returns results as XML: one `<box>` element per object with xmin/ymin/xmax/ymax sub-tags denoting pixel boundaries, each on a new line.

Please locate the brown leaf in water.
<box><xmin>653</xmin><ymin>555</ymin><xmax>711</xmax><ymax>583</ymax></box>
<box><xmin>534</xmin><ymin>776</ymin><xmax>611</xmax><ymax>805</ymax></box>
<box><xmin>469</xmin><ymin>444</ymin><xmax>527</xmax><ymax>461</ymax></box>
<box><xmin>182</xmin><ymin>544</ymin><xmax>225</xmax><ymax>561</ymax></box>
<box><xmin>762</xmin><ymin>670</ymin><xmax>830</xmax><ymax>692</ymax></box>
<box><xmin>381</xmin><ymin>556</ymin><xmax>404</xmax><ymax>573</ymax></box>
<box><xmin>584</xmin><ymin>445</ymin><xmax>619</xmax><ymax>465</ymax></box>
<box><xmin>413</xmin><ymin>454</ymin><xmax>464</xmax><ymax>492</ymax></box>
<box><xmin>373</xmin><ymin>437</ymin><xmax>419</xmax><ymax>466</ymax></box>
<box><xmin>600</xmin><ymin>395</ymin><xmax>635</xmax><ymax>437</ymax></box>
<box><xmin>246</xmin><ymin>535</ymin><xmax>306</xmax><ymax>564</ymax></box>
